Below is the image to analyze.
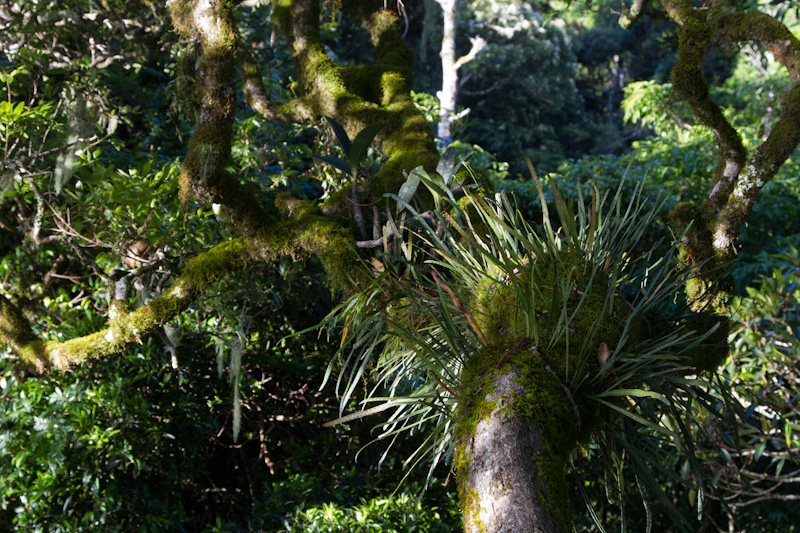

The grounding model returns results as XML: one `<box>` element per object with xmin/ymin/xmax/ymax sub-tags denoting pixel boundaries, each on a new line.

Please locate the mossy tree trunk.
<box><xmin>456</xmin><ymin>367</ymin><xmax>572</xmax><ymax>533</ymax></box>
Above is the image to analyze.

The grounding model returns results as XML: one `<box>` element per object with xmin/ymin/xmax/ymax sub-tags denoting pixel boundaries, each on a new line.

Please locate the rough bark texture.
<box><xmin>458</xmin><ymin>368</ymin><xmax>569</xmax><ymax>533</ymax></box>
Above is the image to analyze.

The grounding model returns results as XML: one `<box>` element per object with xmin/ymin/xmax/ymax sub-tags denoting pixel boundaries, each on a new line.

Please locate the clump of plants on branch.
<box><xmin>320</xmin><ymin>151</ymin><xmax>732</xmax><ymax>529</ymax></box>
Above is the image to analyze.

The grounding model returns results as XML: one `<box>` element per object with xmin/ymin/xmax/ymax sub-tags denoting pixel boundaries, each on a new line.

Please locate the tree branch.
<box><xmin>663</xmin><ymin>0</ymin><xmax>800</xmax><ymax>309</ymax></box>
<box><xmin>0</xmin><ymin>238</ymin><xmax>255</xmax><ymax>373</ymax></box>
<box><xmin>275</xmin><ymin>0</ymin><xmax>440</xmax><ymax>216</ymax></box>
<box><xmin>236</xmin><ymin>38</ymin><xmax>312</xmax><ymax>123</ymax></box>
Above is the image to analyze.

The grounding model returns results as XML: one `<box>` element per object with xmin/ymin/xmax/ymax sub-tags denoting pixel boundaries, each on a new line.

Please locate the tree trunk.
<box><xmin>456</xmin><ymin>368</ymin><xmax>571</xmax><ymax>533</ymax></box>
<box><xmin>436</xmin><ymin>0</ymin><xmax>457</xmax><ymax>145</ymax></box>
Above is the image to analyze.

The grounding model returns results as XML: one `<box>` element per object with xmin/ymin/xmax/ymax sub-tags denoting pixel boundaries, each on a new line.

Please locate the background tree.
<box><xmin>431</xmin><ymin>0</ymin><xmax>485</xmax><ymax>146</ymax></box>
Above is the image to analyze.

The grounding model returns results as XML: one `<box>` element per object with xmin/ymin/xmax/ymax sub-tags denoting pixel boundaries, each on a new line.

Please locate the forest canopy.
<box><xmin>1</xmin><ymin>0</ymin><xmax>800</xmax><ymax>531</ymax></box>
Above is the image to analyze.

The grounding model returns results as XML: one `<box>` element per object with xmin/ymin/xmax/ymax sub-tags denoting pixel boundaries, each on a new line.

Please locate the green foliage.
<box><xmin>283</xmin><ymin>490</ymin><xmax>460</xmax><ymax>532</ymax></box>
<box><xmin>456</xmin><ymin>3</ymin><xmax>596</xmax><ymax>174</ymax></box>
<box><xmin>315</xmin><ymin>116</ymin><xmax>384</xmax><ymax>179</ymax></box>
<box><xmin>0</xmin><ymin>340</ymin><xmax>212</xmax><ymax>531</ymax></box>
<box><xmin>693</xmin><ymin>257</ymin><xmax>800</xmax><ymax>530</ymax></box>
<box><xmin>2</xmin><ymin>0</ymin><xmax>800</xmax><ymax>530</ymax></box>
<box><xmin>622</xmin><ymin>81</ymin><xmax>695</xmax><ymax>137</ymax></box>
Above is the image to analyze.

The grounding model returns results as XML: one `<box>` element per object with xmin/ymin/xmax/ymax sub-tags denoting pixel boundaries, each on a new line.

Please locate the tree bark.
<box><xmin>456</xmin><ymin>368</ymin><xmax>571</xmax><ymax>533</ymax></box>
<box><xmin>436</xmin><ymin>0</ymin><xmax>457</xmax><ymax>144</ymax></box>
<box><xmin>434</xmin><ymin>0</ymin><xmax>484</xmax><ymax>146</ymax></box>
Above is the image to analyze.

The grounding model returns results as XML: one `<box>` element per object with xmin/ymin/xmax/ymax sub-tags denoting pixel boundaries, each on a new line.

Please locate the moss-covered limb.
<box><xmin>361</xmin><ymin>7</ymin><xmax>440</xmax><ymax>200</ymax></box>
<box><xmin>274</xmin><ymin>0</ymin><xmax>440</xmax><ymax>217</ymax></box>
<box><xmin>0</xmin><ymin>294</ymin><xmax>48</xmax><ymax>372</ymax></box>
<box><xmin>273</xmin><ymin>0</ymin><xmax>324</xmax><ymax>90</ymax></box>
<box><xmin>14</xmin><ymin>238</ymin><xmax>255</xmax><ymax>373</ymax></box>
<box><xmin>663</xmin><ymin>0</ymin><xmax>800</xmax><ymax>309</ymax></box>
<box><xmin>237</xmin><ymin>41</ymin><xmax>291</xmax><ymax>121</ymax></box>
<box><xmin>713</xmin><ymin>10</ymin><xmax>800</xmax><ymax>77</ymax></box>
<box><xmin>272</xmin><ymin>194</ymin><xmax>368</xmax><ymax>290</ymax></box>
<box><xmin>170</xmin><ymin>0</ymin><xmax>283</xmax><ymax>242</ymax></box>
<box><xmin>702</xmin><ymin>12</ymin><xmax>800</xmax><ymax>252</ymax></box>
<box><xmin>666</xmin><ymin>1</ymin><xmax>747</xmax><ymax>222</ymax></box>
<box><xmin>171</xmin><ymin>0</ymin><xmax>236</xmax><ymax>206</ymax></box>
<box><xmin>710</xmin><ymin>84</ymin><xmax>800</xmax><ymax>252</ymax></box>
<box><xmin>236</xmin><ymin>37</ymin><xmax>316</xmax><ymax>123</ymax></box>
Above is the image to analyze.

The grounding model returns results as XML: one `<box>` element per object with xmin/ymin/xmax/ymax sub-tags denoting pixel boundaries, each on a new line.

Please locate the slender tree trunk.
<box><xmin>434</xmin><ymin>0</ymin><xmax>485</xmax><ymax>147</ymax></box>
<box><xmin>456</xmin><ymin>368</ymin><xmax>572</xmax><ymax>533</ymax></box>
<box><xmin>435</xmin><ymin>0</ymin><xmax>457</xmax><ymax>144</ymax></box>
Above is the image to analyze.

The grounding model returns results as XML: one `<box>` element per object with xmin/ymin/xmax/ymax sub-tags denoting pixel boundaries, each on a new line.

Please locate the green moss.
<box><xmin>453</xmin><ymin>347</ymin><xmax>575</xmax><ymax>530</ymax></box>
<box><xmin>273</xmin><ymin>194</ymin><xmax>363</xmax><ymax>290</ymax></box>
<box><xmin>470</xmin><ymin>279</ymin><xmax>527</xmax><ymax>349</ymax></box>
<box><xmin>341</xmin><ymin>65</ymin><xmax>385</xmax><ymax>105</ymax></box>
<box><xmin>514</xmin><ymin>357</ymin><xmax>574</xmax><ymax>529</ymax></box>
<box><xmin>275</xmin><ymin>0</ymin><xmax>439</xmax><ymax>209</ymax></box>
<box><xmin>52</xmin><ymin>331</ymin><xmax>108</xmax><ymax>368</ymax></box>
<box><xmin>0</xmin><ymin>294</ymin><xmax>48</xmax><ymax>371</ymax></box>
<box><xmin>38</xmin><ymin>239</ymin><xmax>254</xmax><ymax>371</ymax></box>
<box><xmin>454</xmin><ymin>440</ymin><xmax>485</xmax><ymax>531</ymax></box>
<box><xmin>452</xmin><ymin>358</ymin><xmax>496</xmax><ymax>533</ymax></box>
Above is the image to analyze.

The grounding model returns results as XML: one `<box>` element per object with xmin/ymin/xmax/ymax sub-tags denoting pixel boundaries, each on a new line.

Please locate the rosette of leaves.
<box><xmin>321</xmin><ymin>156</ymin><xmax>732</xmax><ymax>529</ymax></box>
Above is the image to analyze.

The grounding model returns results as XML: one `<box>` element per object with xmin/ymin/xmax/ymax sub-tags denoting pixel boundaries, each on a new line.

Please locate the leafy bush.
<box><xmin>283</xmin><ymin>491</ymin><xmax>459</xmax><ymax>532</ymax></box>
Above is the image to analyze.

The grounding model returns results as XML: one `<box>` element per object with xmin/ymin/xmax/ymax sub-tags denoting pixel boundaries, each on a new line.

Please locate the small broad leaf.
<box><xmin>349</xmin><ymin>123</ymin><xmax>384</xmax><ymax>173</ymax></box>
<box><xmin>753</xmin><ymin>441</ymin><xmax>766</xmax><ymax>461</ymax></box>
<box><xmin>398</xmin><ymin>166</ymin><xmax>426</xmax><ymax>204</ymax></box>
<box><xmin>324</xmin><ymin>115</ymin><xmax>351</xmax><ymax>155</ymax></box>
<box><xmin>314</xmin><ymin>155</ymin><xmax>352</xmax><ymax>175</ymax></box>
<box><xmin>437</xmin><ymin>147</ymin><xmax>458</xmax><ymax>185</ymax></box>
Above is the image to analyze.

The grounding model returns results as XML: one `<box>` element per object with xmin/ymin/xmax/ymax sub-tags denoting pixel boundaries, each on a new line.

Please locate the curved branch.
<box><xmin>667</xmin><ymin>3</ymin><xmax>747</xmax><ymax>219</ymax></box>
<box><xmin>171</xmin><ymin>0</ymin><xmax>279</xmax><ymax>242</ymax></box>
<box><xmin>664</xmin><ymin>0</ymin><xmax>800</xmax><ymax>309</ymax></box>
<box><xmin>236</xmin><ymin>40</ymin><xmax>313</xmax><ymax>122</ymax></box>
<box><xmin>706</xmin><ymin>11</ymin><xmax>800</xmax><ymax>251</ymax></box>
<box><xmin>1</xmin><ymin>238</ymin><xmax>255</xmax><ymax>373</ymax></box>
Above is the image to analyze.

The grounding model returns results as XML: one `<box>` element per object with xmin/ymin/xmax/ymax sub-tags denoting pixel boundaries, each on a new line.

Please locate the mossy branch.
<box><xmin>275</xmin><ymin>0</ymin><xmax>440</xmax><ymax>217</ymax></box>
<box><xmin>172</xmin><ymin>0</ymin><xmax>368</xmax><ymax>288</ymax></box>
<box><xmin>272</xmin><ymin>194</ymin><xmax>365</xmax><ymax>290</ymax></box>
<box><xmin>0</xmin><ymin>294</ymin><xmax>48</xmax><ymax>372</ymax></box>
<box><xmin>171</xmin><ymin>0</ymin><xmax>282</xmax><ymax>244</ymax></box>
<box><xmin>667</xmin><ymin>3</ymin><xmax>746</xmax><ymax>220</ymax></box>
<box><xmin>1</xmin><ymin>238</ymin><xmax>255</xmax><ymax>373</ymax></box>
<box><xmin>664</xmin><ymin>0</ymin><xmax>800</xmax><ymax>308</ymax></box>
<box><xmin>237</xmin><ymin>39</ymin><xmax>314</xmax><ymax>123</ymax></box>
